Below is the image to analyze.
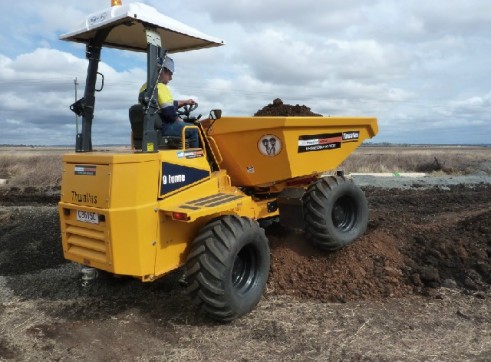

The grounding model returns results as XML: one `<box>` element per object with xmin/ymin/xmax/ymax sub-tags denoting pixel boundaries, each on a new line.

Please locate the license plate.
<box><xmin>76</xmin><ymin>210</ymin><xmax>99</xmax><ymax>224</ymax></box>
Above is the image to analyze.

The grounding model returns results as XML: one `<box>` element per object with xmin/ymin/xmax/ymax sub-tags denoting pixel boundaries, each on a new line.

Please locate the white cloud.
<box><xmin>0</xmin><ymin>0</ymin><xmax>489</xmax><ymax>145</ymax></box>
<box><xmin>194</xmin><ymin>0</ymin><xmax>372</xmax><ymax>32</ymax></box>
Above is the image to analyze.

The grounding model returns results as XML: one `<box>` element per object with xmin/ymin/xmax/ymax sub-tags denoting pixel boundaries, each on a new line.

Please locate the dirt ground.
<box><xmin>0</xmin><ymin>181</ymin><xmax>490</xmax><ymax>361</ymax></box>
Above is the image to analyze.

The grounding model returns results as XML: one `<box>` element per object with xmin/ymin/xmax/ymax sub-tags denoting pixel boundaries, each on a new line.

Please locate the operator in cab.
<box><xmin>139</xmin><ymin>56</ymin><xmax>199</xmax><ymax>148</ymax></box>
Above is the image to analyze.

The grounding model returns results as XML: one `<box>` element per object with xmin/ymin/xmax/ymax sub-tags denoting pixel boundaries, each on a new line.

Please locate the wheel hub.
<box><xmin>332</xmin><ymin>196</ymin><xmax>356</xmax><ymax>231</ymax></box>
<box><xmin>232</xmin><ymin>245</ymin><xmax>257</xmax><ymax>293</ymax></box>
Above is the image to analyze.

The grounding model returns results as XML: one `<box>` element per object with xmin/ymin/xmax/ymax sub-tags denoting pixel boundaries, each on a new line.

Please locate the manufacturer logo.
<box><xmin>71</xmin><ymin>191</ymin><xmax>98</xmax><ymax>205</ymax></box>
<box><xmin>342</xmin><ymin>131</ymin><xmax>360</xmax><ymax>141</ymax></box>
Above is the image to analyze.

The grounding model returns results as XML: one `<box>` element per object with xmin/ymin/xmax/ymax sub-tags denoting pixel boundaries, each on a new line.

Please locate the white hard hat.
<box><xmin>162</xmin><ymin>56</ymin><xmax>174</xmax><ymax>74</ymax></box>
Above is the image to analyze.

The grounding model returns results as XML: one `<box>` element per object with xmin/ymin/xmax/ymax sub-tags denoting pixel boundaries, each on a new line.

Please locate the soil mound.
<box><xmin>266</xmin><ymin>185</ymin><xmax>491</xmax><ymax>302</ymax></box>
<box><xmin>254</xmin><ymin>98</ymin><xmax>322</xmax><ymax>117</ymax></box>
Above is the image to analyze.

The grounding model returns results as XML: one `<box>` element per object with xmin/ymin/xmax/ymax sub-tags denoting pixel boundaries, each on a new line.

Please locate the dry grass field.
<box><xmin>0</xmin><ymin>145</ymin><xmax>489</xmax><ymax>188</ymax></box>
<box><xmin>340</xmin><ymin>146</ymin><xmax>491</xmax><ymax>175</ymax></box>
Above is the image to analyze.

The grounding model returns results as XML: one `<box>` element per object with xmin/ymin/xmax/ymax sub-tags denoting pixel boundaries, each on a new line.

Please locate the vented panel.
<box><xmin>65</xmin><ymin>224</ymin><xmax>108</xmax><ymax>264</ymax></box>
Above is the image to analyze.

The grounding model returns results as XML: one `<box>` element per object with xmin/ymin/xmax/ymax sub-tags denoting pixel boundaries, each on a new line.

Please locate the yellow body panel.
<box><xmin>60</xmin><ymin>152</ymin><xmax>161</xmax><ymax>277</ymax></box>
<box><xmin>207</xmin><ymin>116</ymin><xmax>378</xmax><ymax>186</ymax></box>
<box><xmin>58</xmin><ymin>148</ymin><xmax>275</xmax><ymax>281</ymax></box>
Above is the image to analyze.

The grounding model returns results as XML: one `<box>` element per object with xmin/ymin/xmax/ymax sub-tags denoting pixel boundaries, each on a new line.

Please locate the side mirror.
<box><xmin>210</xmin><ymin>109</ymin><xmax>222</xmax><ymax>120</ymax></box>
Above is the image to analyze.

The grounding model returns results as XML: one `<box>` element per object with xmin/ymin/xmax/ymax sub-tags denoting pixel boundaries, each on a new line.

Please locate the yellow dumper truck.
<box><xmin>58</xmin><ymin>1</ymin><xmax>378</xmax><ymax>321</ymax></box>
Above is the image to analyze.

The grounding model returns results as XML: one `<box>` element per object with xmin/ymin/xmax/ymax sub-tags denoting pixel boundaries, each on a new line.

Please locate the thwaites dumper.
<box><xmin>59</xmin><ymin>1</ymin><xmax>378</xmax><ymax>321</ymax></box>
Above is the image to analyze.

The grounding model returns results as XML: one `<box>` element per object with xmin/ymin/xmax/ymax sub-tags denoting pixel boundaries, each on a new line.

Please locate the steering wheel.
<box><xmin>177</xmin><ymin>103</ymin><xmax>198</xmax><ymax>117</ymax></box>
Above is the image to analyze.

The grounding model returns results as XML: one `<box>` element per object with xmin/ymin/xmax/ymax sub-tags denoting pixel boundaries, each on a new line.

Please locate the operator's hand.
<box><xmin>185</xmin><ymin>99</ymin><xmax>196</xmax><ymax>106</ymax></box>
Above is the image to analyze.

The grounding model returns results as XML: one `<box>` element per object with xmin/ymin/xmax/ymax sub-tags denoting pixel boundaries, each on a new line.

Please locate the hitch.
<box><xmin>80</xmin><ymin>267</ymin><xmax>98</xmax><ymax>287</ymax></box>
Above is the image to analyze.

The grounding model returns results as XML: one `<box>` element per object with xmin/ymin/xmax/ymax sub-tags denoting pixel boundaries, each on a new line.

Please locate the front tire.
<box><xmin>185</xmin><ymin>215</ymin><xmax>270</xmax><ymax>322</ymax></box>
<box><xmin>304</xmin><ymin>175</ymin><xmax>368</xmax><ymax>251</ymax></box>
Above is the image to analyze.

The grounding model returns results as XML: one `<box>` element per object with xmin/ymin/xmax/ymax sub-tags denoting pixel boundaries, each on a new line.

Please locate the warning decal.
<box><xmin>298</xmin><ymin>133</ymin><xmax>342</xmax><ymax>153</ymax></box>
<box><xmin>161</xmin><ymin>162</ymin><xmax>209</xmax><ymax>195</ymax></box>
<box><xmin>74</xmin><ymin>165</ymin><xmax>97</xmax><ymax>176</ymax></box>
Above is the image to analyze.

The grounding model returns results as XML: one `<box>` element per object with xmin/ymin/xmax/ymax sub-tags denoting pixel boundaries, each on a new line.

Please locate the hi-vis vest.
<box><xmin>139</xmin><ymin>82</ymin><xmax>178</xmax><ymax>123</ymax></box>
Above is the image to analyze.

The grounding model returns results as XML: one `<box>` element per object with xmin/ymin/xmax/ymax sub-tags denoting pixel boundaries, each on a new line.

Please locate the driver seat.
<box><xmin>128</xmin><ymin>104</ymin><xmax>161</xmax><ymax>150</ymax></box>
<box><xmin>129</xmin><ymin>104</ymin><xmax>190</xmax><ymax>150</ymax></box>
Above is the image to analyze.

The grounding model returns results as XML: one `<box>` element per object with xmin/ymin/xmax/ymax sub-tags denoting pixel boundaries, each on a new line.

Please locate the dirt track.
<box><xmin>0</xmin><ymin>180</ymin><xmax>490</xmax><ymax>361</ymax></box>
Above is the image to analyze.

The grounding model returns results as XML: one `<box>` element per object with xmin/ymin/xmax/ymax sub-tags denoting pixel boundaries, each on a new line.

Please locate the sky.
<box><xmin>0</xmin><ymin>0</ymin><xmax>490</xmax><ymax>146</ymax></box>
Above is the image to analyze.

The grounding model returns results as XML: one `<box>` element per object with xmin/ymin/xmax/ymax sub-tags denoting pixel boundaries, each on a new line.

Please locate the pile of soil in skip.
<box><xmin>254</xmin><ymin>98</ymin><xmax>322</xmax><ymax>117</ymax></box>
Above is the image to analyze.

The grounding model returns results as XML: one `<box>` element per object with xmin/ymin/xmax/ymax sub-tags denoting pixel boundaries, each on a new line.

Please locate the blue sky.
<box><xmin>0</xmin><ymin>0</ymin><xmax>490</xmax><ymax>145</ymax></box>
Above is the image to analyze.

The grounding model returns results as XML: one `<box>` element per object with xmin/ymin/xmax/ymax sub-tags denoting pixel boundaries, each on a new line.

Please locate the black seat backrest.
<box><xmin>129</xmin><ymin>104</ymin><xmax>144</xmax><ymax>149</ymax></box>
<box><xmin>128</xmin><ymin>104</ymin><xmax>162</xmax><ymax>149</ymax></box>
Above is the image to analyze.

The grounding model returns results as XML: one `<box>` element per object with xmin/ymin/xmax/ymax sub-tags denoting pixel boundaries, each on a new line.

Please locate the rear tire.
<box><xmin>304</xmin><ymin>175</ymin><xmax>368</xmax><ymax>251</ymax></box>
<box><xmin>185</xmin><ymin>215</ymin><xmax>270</xmax><ymax>322</ymax></box>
